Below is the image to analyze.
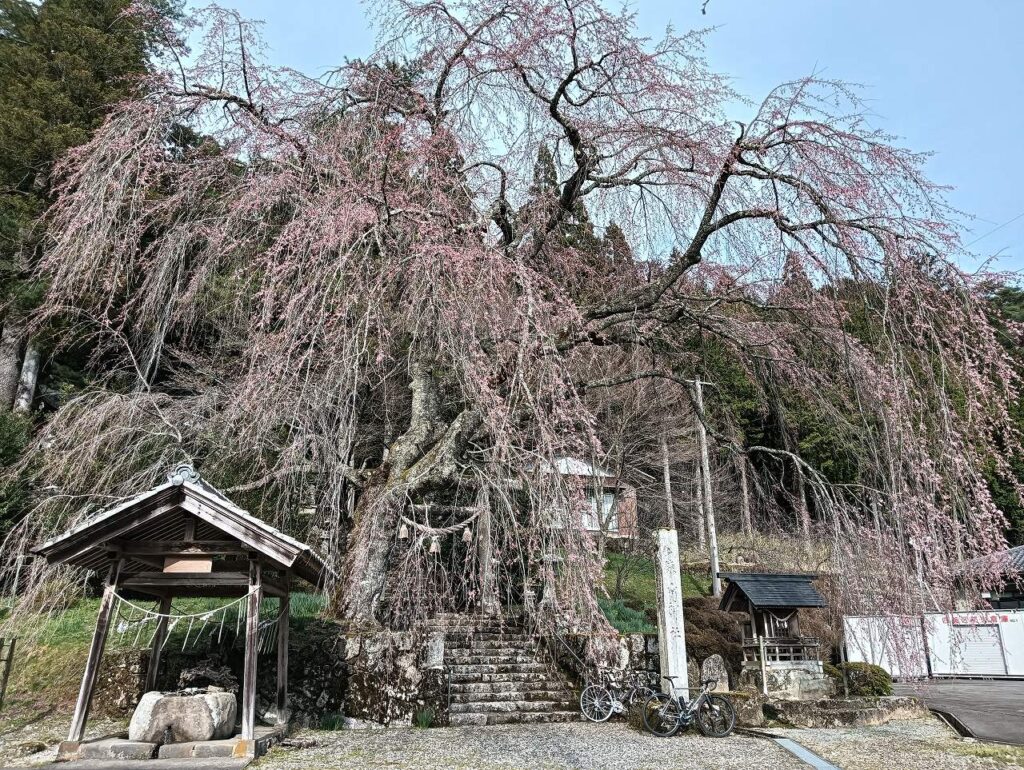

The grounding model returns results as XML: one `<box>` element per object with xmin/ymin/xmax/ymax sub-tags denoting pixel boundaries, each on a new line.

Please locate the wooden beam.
<box><xmin>45</xmin><ymin>494</ymin><xmax>182</xmax><ymax>565</ymax></box>
<box><xmin>110</xmin><ymin>540</ymin><xmax>246</xmax><ymax>557</ymax></box>
<box><xmin>276</xmin><ymin>588</ymin><xmax>290</xmax><ymax>723</ymax></box>
<box><xmin>68</xmin><ymin>558</ymin><xmax>123</xmax><ymax>742</ymax></box>
<box><xmin>144</xmin><ymin>596</ymin><xmax>173</xmax><ymax>693</ymax></box>
<box><xmin>179</xmin><ymin>495</ymin><xmax>299</xmax><ymax>569</ymax></box>
<box><xmin>241</xmin><ymin>559</ymin><xmax>262</xmax><ymax>740</ymax></box>
<box><xmin>120</xmin><ymin>571</ymin><xmax>286</xmax><ymax>598</ymax></box>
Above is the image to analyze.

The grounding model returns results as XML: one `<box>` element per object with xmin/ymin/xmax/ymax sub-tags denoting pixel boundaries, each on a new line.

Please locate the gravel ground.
<box><xmin>0</xmin><ymin>713</ymin><xmax>127</xmax><ymax>768</ymax></box>
<box><xmin>2</xmin><ymin>713</ymin><xmax>1020</xmax><ymax>770</ymax></box>
<box><xmin>763</xmin><ymin>718</ymin><xmax>1024</xmax><ymax>770</ymax></box>
<box><xmin>253</xmin><ymin>722</ymin><xmax>804</xmax><ymax>770</ymax></box>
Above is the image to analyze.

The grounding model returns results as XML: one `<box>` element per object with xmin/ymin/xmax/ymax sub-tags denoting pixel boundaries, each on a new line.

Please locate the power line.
<box><xmin>966</xmin><ymin>209</ymin><xmax>1024</xmax><ymax>247</ymax></box>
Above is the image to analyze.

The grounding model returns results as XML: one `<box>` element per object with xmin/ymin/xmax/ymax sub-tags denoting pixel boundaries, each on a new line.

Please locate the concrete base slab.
<box><xmin>56</xmin><ymin>738</ymin><xmax>157</xmax><ymax>762</ymax></box>
<box><xmin>80</xmin><ymin>739</ymin><xmax>158</xmax><ymax>761</ymax></box>
<box><xmin>2</xmin><ymin>760</ymin><xmax>251</xmax><ymax>770</ymax></box>
<box><xmin>50</xmin><ymin>725</ymin><xmax>286</xmax><ymax>764</ymax></box>
<box><xmin>158</xmin><ymin>738</ymin><xmax>238</xmax><ymax>759</ymax></box>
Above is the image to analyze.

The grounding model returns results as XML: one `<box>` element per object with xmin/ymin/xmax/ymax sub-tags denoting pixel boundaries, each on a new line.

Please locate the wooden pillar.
<box><xmin>276</xmin><ymin>590</ymin><xmax>290</xmax><ymax>723</ymax></box>
<box><xmin>241</xmin><ymin>559</ymin><xmax>262</xmax><ymax>740</ymax></box>
<box><xmin>757</xmin><ymin>634</ymin><xmax>768</xmax><ymax>696</ymax></box>
<box><xmin>144</xmin><ymin>596</ymin><xmax>174</xmax><ymax>693</ymax></box>
<box><xmin>68</xmin><ymin>559</ymin><xmax>123</xmax><ymax>742</ymax></box>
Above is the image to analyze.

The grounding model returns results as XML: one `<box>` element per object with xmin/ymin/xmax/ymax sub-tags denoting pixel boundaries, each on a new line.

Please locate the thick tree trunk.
<box><xmin>13</xmin><ymin>340</ymin><xmax>40</xmax><ymax>413</ymax></box>
<box><xmin>794</xmin><ymin>460</ymin><xmax>811</xmax><ymax>541</ymax></box>
<box><xmin>738</xmin><ymin>455</ymin><xmax>752</xmax><ymax>538</ymax></box>
<box><xmin>339</xmin><ymin>358</ymin><xmax>482</xmax><ymax>625</ymax></box>
<box><xmin>692</xmin><ymin>380</ymin><xmax>721</xmax><ymax>597</ymax></box>
<box><xmin>0</xmin><ymin>318</ymin><xmax>24</xmax><ymax>411</ymax></box>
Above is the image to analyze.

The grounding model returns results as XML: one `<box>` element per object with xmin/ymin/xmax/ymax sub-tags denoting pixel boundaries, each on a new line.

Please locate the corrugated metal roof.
<box><xmin>719</xmin><ymin>572</ymin><xmax>826</xmax><ymax>611</ymax></box>
<box><xmin>961</xmin><ymin>545</ymin><xmax>1024</xmax><ymax>576</ymax></box>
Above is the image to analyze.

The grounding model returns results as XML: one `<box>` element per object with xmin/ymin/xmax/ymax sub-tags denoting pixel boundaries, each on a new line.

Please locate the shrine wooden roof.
<box><xmin>32</xmin><ymin>466</ymin><xmax>327</xmax><ymax>590</ymax></box>
<box><xmin>718</xmin><ymin>572</ymin><xmax>826</xmax><ymax>612</ymax></box>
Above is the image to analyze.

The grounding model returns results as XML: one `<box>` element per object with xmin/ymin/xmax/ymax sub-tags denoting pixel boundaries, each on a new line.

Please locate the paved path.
<box><xmin>894</xmin><ymin>679</ymin><xmax>1024</xmax><ymax>745</ymax></box>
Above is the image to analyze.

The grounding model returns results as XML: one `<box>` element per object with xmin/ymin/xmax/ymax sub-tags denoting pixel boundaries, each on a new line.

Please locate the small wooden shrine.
<box><xmin>32</xmin><ymin>465</ymin><xmax>326</xmax><ymax>748</ymax></box>
<box><xmin>719</xmin><ymin>572</ymin><xmax>830</xmax><ymax>698</ymax></box>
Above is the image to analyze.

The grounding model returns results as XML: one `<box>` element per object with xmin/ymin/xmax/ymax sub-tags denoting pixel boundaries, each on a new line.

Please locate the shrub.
<box><xmin>414</xmin><ymin>708</ymin><xmax>434</xmax><ymax>729</ymax></box>
<box><xmin>825</xmin><ymin>662</ymin><xmax>892</xmax><ymax>696</ymax></box>
<box><xmin>598</xmin><ymin>598</ymin><xmax>656</xmax><ymax>634</ymax></box>
<box><xmin>320</xmin><ymin>712</ymin><xmax>345</xmax><ymax>730</ymax></box>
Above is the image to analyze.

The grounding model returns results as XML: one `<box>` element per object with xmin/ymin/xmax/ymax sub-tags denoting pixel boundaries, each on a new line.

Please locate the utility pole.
<box><xmin>692</xmin><ymin>379</ymin><xmax>721</xmax><ymax>598</ymax></box>
<box><xmin>661</xmin><ymin>431</ymin><xmax>675</xmax><ymax>529</ymax></box>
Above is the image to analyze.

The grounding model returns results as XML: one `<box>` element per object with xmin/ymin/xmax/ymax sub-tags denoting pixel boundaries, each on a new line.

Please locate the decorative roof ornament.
<box><xmin>168</xmin><ymin>464</ymin><xmax>201</xmax><ymax>486</ymax></box>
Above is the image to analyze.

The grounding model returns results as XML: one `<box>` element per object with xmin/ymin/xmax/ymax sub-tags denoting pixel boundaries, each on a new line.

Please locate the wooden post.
<box><xmin>655</xmin><ymin>528</ymin><xmax>689</xmax><ymax>700</ymax></box>
<box><xmin>68</xmin><ymin>558</ymin><xmax>123</xmax><ymax>742</ymax></box>
<box><xmin>0</xmin><ymin>637</ymin><xmax>15</xmax><ymax>710</ymax></box>
<box><xmin>758</xmin><ymin>634</ymin><xmax>768</xmax><ymax>697</ymax></box>
<box><xmin>144</xmin><ymin>596</ymin><xmax>173</xmax><ymax>693</ymax></box>
<box><xmin>838</xmin><ymin>629</ymin><xmax>851</xmax><ymax>698</ymax></box>
<box><xmin>241</xmin><ymin>559</ymin><xmax>262</xmax><ymax>740</ymax></box>
<box><xmin>276</xmin><ymin>589</ymin><xmax>290</xmax><ymax>724</ymax></box>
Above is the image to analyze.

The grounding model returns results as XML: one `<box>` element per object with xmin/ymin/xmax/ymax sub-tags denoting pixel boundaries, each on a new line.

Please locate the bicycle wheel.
<box><xmin>695</xmin><ymin>694</ymin><xmax>736</xmax><ymax>737</ymax></box>
<box><xmin>628</xmin><ymin>685</ymin><xmax>655</xmax><ymax>707</ymax></box>
<box><xmin>641</xmin><ymin>692</ymin><xmax>681</xmax><ymax>737</ymax></box>
<box><xmin>580</xmin><ymin>684</ymin><xmax>614</xmax><ymax>722</ymax></box>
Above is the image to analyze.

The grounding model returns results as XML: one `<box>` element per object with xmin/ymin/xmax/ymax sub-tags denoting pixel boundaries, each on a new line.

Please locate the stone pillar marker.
<box><xmin>655</xmin><ymin>528</ymin><xmax>688</xmax><ymax>699</ymax></box>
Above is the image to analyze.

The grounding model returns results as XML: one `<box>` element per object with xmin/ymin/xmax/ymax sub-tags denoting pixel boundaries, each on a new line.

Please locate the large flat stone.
<box><xmin>129</xmin><ymin>690</ymin><xmax>237</xmax><ymax>743</ymax></box>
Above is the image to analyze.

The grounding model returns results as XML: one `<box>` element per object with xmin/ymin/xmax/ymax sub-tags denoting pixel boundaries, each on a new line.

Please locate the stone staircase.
<box><xmin>442</xmin><ymin>620</ymin><xmax>580</xmax><ymax>726</ymax></box>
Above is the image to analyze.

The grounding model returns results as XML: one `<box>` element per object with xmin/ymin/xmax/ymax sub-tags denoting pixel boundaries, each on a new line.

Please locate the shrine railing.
<box><xmin>742</xmin><ymin>636</ymin><xmax>820</xmax><ymax>663</ymax></box>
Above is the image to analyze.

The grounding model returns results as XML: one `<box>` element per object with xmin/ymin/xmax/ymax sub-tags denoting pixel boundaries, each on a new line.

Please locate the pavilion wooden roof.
<box><xmin>32</xmin><ymin>466</ymin><xmax>327</xmax><ymax>591</ymax></box>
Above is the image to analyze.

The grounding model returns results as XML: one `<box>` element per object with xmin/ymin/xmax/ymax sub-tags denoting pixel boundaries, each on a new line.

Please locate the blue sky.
<box><xmin>194</xmin><ymin>1</ymin><xmax>1024</xmax><ymax>276</ymax></box>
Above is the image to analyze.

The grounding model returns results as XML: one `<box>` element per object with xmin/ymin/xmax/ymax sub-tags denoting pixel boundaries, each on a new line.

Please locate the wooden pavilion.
<box><xmin>32</xmin><ymin>465</ymin><xmax>326</xmax><ymax>747</ymax></box>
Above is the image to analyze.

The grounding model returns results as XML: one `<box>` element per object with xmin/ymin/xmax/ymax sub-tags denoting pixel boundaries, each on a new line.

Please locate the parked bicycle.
<box><xmin>580</xmin><ymin>667</ymin><xmax>658</xmax><ymax>722</ymax></box>
<box><xmin>641</xmin><ymin>676</ymin><xmax>736</xmax><ymax>737</ymax></box>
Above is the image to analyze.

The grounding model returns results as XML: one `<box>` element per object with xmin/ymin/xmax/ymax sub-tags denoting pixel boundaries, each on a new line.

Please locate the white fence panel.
<box><xmin>924</xmin><ymin>610</ymin><xmax>1024</xmax><ymax>677</ymax></box>
<box><xmin>843</xmin><ymin>616</ymin><xmax>928</xmax><ymax>679</ymax></box>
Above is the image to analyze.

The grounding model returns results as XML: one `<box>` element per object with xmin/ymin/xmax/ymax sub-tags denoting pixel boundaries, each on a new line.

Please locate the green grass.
<box><xmin>597</xmin><ymin>598</ymin><xmax>655</xmax><ymax>634</ymax></box>
<box><xmin>0</xmin><ymin>592</ymin><xmax>328</xmax><ymax>720</ymax></box>
<box><xmin>601</xmin><ymin>552</ymin><xmax>712</xmax><ymax>632</ymax></box>
<box><xmin>951</xmin><ymin>742</ymin><xmax>1024</xmax><ymax>767</ymax></box>
<box><xmin>13</xmin><ymin>592</ymin><xmax>326</xmax><ymax>649</ymax></box>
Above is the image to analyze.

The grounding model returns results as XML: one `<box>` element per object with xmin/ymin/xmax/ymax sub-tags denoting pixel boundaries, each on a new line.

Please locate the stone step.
<box><xmin>445</xmin><ymin>640</ymin><xmax>540</xmax><ymax>653</ymax></box>
<box><xmin>445</xmin><ymin>653</ymin><xmax>542</xmax><ymax>665</ymax></box>
<box><xmin>448</xmin><ymin>662</ymin><xmax>549</xmax><ymax>675</ymax></box>
<box><xmin>449</xmin><ymin>699</ymin><xmax>575</xmax><ymax>714</ymax></box>
<box><xmin>449</xmin><ymin>671</ymin><xmax>553</xmax><ymax>684</ymax></box>
<box><xmin>448</xmin><ymin>710</ymin><xmax>580</xmax><ymax>727</ymax></box>
<box><xmin>449</xmin><ymin>689</ymin><xmax>573</xmax><ymax>704</ymax></box>
<box><xmin>450</xmin><ymin>679</ymin><xmax>570</xmax><ymax>695</ymax></box>
<box><xmin>451</xmin><ymin>632</ymin><xmax>533</xmax><ymax>642</ymax></box>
